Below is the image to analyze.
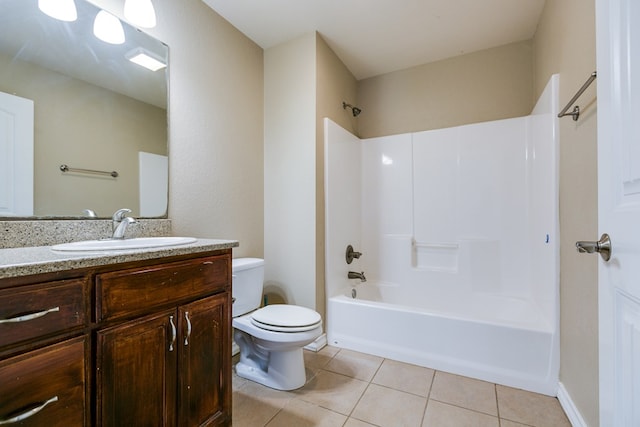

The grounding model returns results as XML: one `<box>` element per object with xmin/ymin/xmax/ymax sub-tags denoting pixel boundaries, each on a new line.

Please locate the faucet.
<box><xmin>112</xmin><ymin>208</ymin><xmax>136</xmax><ymax>239</ymax></box>
<box><xmin>348</xmin><ymin>271</ymin><xmax>366</xmax><ymax>282</ymax></box>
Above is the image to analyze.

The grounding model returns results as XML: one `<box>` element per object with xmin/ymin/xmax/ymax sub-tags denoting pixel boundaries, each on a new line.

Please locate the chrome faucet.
<box><xmin>348</xmin><ymin>271</ymin><xmax>366</xmax><ymax>282</ymax></box>
<box><xmin>112</xmin><ymin>208</ymin><xmax>136</xmax><ymax>239</ymax></box>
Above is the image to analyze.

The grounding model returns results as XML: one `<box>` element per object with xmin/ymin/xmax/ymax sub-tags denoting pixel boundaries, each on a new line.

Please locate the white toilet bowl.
<box><xmin>233</xmin><ymin>304</ymin><xmax>322</xmax><ymax>390</ymax></box>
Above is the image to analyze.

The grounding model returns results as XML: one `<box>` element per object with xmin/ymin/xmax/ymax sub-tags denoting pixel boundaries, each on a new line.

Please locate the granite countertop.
<box><xmin>0</xmin><ymin>239</ymin><xmax>239</xmax><ymax>279</ymax></box>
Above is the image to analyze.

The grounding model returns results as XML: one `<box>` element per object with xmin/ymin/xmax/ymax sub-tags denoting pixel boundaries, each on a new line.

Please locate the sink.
<box><xmin>51</xmin><ymin>237</ymin><xmax>198</xmax><ymax>252</ymax></box>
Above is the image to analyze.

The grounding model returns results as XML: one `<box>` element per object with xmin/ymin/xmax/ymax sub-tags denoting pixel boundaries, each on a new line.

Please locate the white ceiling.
<box><xmin>202</xmin><ymin>0</ymin><xmax>546</xmax><ymax>80</ymax></box>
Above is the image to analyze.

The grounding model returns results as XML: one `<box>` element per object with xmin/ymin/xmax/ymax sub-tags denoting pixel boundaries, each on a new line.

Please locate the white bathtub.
<box><xmin>327</xmin><ymin>282</ymin><xmax>559</xmax><ymax>396</ymax></box>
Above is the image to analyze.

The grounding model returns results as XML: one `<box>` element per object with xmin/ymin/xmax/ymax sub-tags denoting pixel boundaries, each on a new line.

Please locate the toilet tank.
<box><xmin>232</xmin><ymin>258</ymin><xmax>264</xmax><ymax>317</ymax></box>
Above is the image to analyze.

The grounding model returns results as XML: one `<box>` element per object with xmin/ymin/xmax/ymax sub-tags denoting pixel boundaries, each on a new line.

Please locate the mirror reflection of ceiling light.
<box><xmin>124</xmin><ymin>0</ymin><xmax>157</xmax><ymax>28</ymax></box>
<box><xmin>93</xmin><ymin>10</ymin><xmax>125</xmax><ymax>45</ymax></box>
<box><xmin>38</xmin><ymin>0</ymin><xmax>77</xmax><ymax>22</ymax></box>
<box><xmin>126</xmin><ymin>48</ymin><xmax>166</xmax><ymax>71</ymax></box>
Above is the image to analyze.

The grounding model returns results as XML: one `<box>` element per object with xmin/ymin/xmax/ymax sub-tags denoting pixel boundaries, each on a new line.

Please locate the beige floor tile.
<box><xmin>232</xmin><ymin>390</ymin><xmax>282</xmax><ymax>427</ymax></box>
<box><xmin>232</xmin><ymin>372</ymin><xmax>249</xmax><ymax>390</ymax></box>
<box><xmin>499</xmin><ymin>419</ymin><xmax>533</xmax><ymax>427</ymax></box>
<box><xmin>351</xmin><ymin>384</ymin><xmax>427</xmax><ymax>427</ymax></box>
<box><xmin>235</xmin><ymin>377</ymin><xmax>295</xmax><ymax>407</ymax></box>
<box><xmin>422</xmin><ymin>400</ymin><xmax>499</xmax><ymax>427</ymax></box>
<box><xmin>266</xmin><ymin>399</ymin><xmax>347</xmax><ymax>427</ymax></box>
<box><xmin>344</xmin><ymin>418</ymin><xmax>378</xmax><ymax>427</ymax></box>
<box><xmin>295</xmin><ymin>369</ymin><xmax>369</xmax><ymax>415</ymax></box>
<box><xmin>496</xmin><ymin>385</ymin><xmax>571</xmax><ymax>427</ymax></box>
<box><xmin>372</xmin><ymin>359</ymin><xmax>435</xmax><ymax>397</ymax></box>
<box><xmin>232</xmin><ymin>379</ymin><xmax>296</xmax><ymax>426</ymax></box>
<box><xmin>304</xmin><ymin>346</ymin><xmax>339</xmax><ymax>373</ymax></box>
<box><xmin>324</xmin><ymin>349</ymin><xmax>384</xmax><ymax>381</ymax></box>
<box><xmin>429</xmin><ymin>371</ymin><xmax>498</xmax><ymax>416</ymax></box>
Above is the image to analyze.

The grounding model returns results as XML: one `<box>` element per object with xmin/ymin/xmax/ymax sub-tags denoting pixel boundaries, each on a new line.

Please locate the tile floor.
<box><xmin>232</xmin><ymin>346</ymin><xmax>572</xmax><ymax>427</ymax></box>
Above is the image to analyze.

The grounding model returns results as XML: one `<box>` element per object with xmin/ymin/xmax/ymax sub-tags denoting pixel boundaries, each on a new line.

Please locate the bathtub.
<box><xmin>327</xmin><ymin>281</ymin><xmax>559</xmax><ymax>396</ymax></box>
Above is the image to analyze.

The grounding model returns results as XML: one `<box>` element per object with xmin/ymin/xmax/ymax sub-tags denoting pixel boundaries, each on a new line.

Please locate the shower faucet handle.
<box><xmin>345</xmin><ymin>245</ymin><xmax>362</xmax><ymax>264</ymax></box>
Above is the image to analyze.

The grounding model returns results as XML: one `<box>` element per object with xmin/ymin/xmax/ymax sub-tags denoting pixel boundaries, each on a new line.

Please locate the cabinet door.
<box><xmin>96</xmin><ymin>310</ymin><xmax>177</xmax><ymax>427</ymax></box>
<box><xmin>0</xmin><ymin>337</ymin><xmax>86</xmax><ymax>426</ymax></box>
<box><xmin>178</xmin><ymin>293</ymin><xmax>231</xmax><ymax>426</ymax></box>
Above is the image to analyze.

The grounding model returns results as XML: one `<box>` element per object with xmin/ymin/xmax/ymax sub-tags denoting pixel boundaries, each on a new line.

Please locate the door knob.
<box><xmin>576</xmin><ymin>233</ymin><xmax>611</xmax><ymax>262</ymax></box>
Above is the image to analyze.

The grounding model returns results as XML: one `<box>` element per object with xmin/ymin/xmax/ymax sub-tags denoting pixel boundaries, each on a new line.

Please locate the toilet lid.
<box><xmin>250</xmin><ymin>305</ymin><xmax>322</xmax><ymax>332</ymax></box>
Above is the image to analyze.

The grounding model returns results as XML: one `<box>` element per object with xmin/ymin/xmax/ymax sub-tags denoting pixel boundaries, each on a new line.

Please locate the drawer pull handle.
<box><xmin>169</xmin><ymin>315</ymin><xmax>177</xmax><ymax>352</ymax></box>
<box><xmin>0</xmin><ymin>307</ymin><xmax>60</xmax><ymax>324</ymax></box>
<box><xmin>184</xmin><ymin>311</ymin><xmax>192</xmax><ymax>346</ymax></box>
<box><xmin>0</xmin><ymin>396</ymin><xmax>58</xmax><ymax>424</ymax></box>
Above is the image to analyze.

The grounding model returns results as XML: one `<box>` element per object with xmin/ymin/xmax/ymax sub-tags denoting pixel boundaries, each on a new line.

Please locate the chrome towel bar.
<box><xmin>60</xmin><ymin>164</ymin><xmax>118</xmax><ymax>178</ymax></box>
<box><xmin>558</xmin><ymin>71</ymin><xmax>597</xmax><ymax>121</ymax></box>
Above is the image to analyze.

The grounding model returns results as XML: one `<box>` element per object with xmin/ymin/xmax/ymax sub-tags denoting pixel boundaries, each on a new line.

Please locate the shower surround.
<box><xmin>324</xmin><ymin>76</ymin><xmax>559</xmax><ymax>395</ymax></box>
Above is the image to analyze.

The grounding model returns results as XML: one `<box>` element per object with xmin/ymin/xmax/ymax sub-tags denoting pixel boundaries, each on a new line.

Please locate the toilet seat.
<box><xmin>250</xmin><ymin>305</ymin><xmax>322</xmax><ymax>333</ymax></box>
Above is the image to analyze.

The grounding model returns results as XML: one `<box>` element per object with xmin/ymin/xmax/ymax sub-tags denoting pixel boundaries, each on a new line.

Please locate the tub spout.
<box><xmin>348</xmin><ymin>271</ymin><xmax>366</xmax><ymax>282</ymax></box>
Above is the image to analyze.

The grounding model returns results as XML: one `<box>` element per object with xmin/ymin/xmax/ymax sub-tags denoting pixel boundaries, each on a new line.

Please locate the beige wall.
<box><xmin>0</xmin><ymin>52</ymin><xmax>166</xmax><ymax>217</ymax></box>
<box><xmin>92</xmin><ymin>0</ymin><xmax>265</xmax><ymax>257</ymax></box>
<box><xmin>263</xmin><ymin>33</ymin><xmax>317</xmax><ymax>307</ymax></box>
<box><xmin>316</xmin><ymin>34</ymin><xmax>358</xmax><ymax>318</ymax></box>
<box><xmin>357</xmin><ymin>41</ymin><xmax>534</xmax><ymax>138</ymax></box>
<box><xmin>262</xmin><ymin>33</ymin><xmax>357</xmax><ymax>316</ymax></box>
<box><xmin>533</xmin><ymin>0</ymin><xmax>599</xmax><ymax>426</ymax></box>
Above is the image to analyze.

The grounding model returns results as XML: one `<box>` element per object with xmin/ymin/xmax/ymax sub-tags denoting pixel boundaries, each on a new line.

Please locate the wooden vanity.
<box><xmin>0</xmin><ymin>242</ymin><xmax>235</xmax><ymax>426</ymax></box>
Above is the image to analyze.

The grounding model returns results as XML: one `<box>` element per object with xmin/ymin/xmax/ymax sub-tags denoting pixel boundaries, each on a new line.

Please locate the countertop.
<box><xmin>0</xmin><ymin>238</ymin><xmax>239</xmax><ymax>279</ymax></box>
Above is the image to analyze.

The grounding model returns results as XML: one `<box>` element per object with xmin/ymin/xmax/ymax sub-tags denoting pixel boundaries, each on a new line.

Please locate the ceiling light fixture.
<box><xmin>93</xmin><ymin>10</ymin><xmax>125</xmax><ymax>45</ymax></box>
<box><xmin>124</xmin><ymin>0</ymin><xmax>157</xmax><ymax>28</ymax></box>
<box><xmin>38</xmin><ymin>0</ymin><xmax>77</xmax><ymax>22</ymax></box>
<box><xmin>126</xmin><ymin>48</ymin><xmax>166</xmax><ymax>71</ymax></box>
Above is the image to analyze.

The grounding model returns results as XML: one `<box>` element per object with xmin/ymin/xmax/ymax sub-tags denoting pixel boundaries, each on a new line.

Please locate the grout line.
<box><xmin>429</xmin><ymin>398</ymin><xmax>501</xmax><ymax>419</ymax></box>
<box><xmin>420</xmin><ymin>369</ymin><xmax>438</xmax><ymax>426</ymax></box>
<box><xmin>495</xmin><ymin>383</ymin><xmax>500</xmax><ymax>418</ymax></box>
<box><xmin>343</xmin><ymin>355</ymin><xmax>385</xmax><ymax>423</ymax></box>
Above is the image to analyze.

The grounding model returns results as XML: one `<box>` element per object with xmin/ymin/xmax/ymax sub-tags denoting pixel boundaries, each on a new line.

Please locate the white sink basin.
<box><xmin>51</xmin><ymin>237</ymin><xmax>197</xmax><ymax>252</ymax></box>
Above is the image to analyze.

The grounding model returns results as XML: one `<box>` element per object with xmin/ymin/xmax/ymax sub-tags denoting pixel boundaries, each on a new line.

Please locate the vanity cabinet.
<box><xmin>96</xmin><ymin>253</ymin><xmax>232</xmax><ymax>427</ymax></box>
<box><xmin>0</xmin><ymin>248</ymin><xmax>232</xmax><ymax>427</ymax></box>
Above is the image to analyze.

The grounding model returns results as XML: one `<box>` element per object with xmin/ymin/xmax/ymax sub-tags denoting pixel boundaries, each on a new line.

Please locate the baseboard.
<box><xmin>304</xmin><ymin>333</ymin><xmax>327</xmax><ymax>352</ymax></box>
<box><xmin>557</xmin><ymin>382</ymin><xmax>588</xmax><ymax>427</ymax></box>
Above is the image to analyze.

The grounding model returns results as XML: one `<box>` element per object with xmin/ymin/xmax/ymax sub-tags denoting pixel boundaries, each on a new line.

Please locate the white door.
<box><xmin>0</xmin><ymin>91</ymin><xmax>34</xmax><ymax>216</ymax></box>
<box><xmin>596</xmin><ymin>0</ymin><xmax>640</xmax><ymax>425</ymax></box>
<box><xmin>139</xmin><ymin>151</ymin><xmax>168</xmax><ymax>217</ymax></box>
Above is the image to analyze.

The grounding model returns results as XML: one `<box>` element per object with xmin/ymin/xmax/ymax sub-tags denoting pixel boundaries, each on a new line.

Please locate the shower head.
<box><xmin>342</xmin><ymin>102</ymin><xmax>362</xmax><ymax>117</ymax></box>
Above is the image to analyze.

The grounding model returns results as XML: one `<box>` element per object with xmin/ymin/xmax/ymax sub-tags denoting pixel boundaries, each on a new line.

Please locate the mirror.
<box><xmin>0</xmin><ymin>0</ymin><xmax>168</xmax><ymax>219</ymax></box>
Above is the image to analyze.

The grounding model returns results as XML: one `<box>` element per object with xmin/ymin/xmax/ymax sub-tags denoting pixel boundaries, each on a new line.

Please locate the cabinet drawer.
<box><xmin>96</xmin><ymin>255</ymin><xmax>229</xmax><ymax>321</ymax></box>
<box><xmin>0</xmin><ymin>337</ymin><xmax>86</xmax><ymax>426</ymax></box>
<box><xmin>0</xmin><ymin>279</ymin><xmax>86</xmax><ymax>349</ymax></box>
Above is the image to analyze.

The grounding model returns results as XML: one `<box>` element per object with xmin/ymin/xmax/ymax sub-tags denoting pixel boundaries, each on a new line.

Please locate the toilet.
<box><xmin>232</xmin><ymin>258</ymin><xmax>323</xmax><ymax>390</ymax></box>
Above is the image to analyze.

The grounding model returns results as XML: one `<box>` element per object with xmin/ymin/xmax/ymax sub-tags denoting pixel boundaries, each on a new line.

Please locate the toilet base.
<box><xmin>235</xmin><ymin>346</ymin><xmax>307</xmax><ymax>391</ymax></box>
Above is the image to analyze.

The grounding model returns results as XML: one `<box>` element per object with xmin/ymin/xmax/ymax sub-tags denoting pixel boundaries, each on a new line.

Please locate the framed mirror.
<box><xmin>0</xmin><ymin>0</ymin><xmax>168</xmax><ymax>219</ymax></box>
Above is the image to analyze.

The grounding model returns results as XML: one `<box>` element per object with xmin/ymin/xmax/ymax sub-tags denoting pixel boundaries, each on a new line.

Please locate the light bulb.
<box><xmin>93</xmin><ymin>10</ymin><xmax>125</xmax><ymax>45</ymax></box>
<box><xmin>38</xmin><ymin>0</ymin><xmax>77</xmax><ymax>22</ymax></box>
<box><xmin>124</xmin><ymin>0</ymin><xmax>157</xmax><ymax>28</ymax></box>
